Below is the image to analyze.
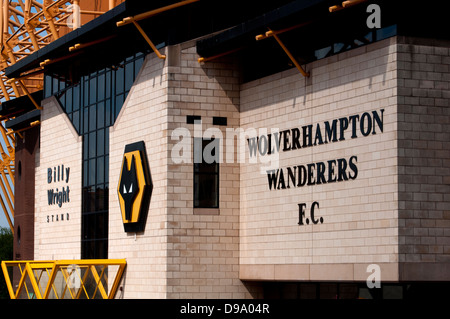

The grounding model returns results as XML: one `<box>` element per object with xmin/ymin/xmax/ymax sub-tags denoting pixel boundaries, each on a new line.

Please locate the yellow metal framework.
<box><xmin>255</xmin><ymin>24</ymin><xmax>311</xmax><ymax>78</ymax></box>
<box><xmin>0</xmin><ymin>0</ymin><xmax>122</xmax><ymax>233</ymax></box>
<box><xmin>0</xmin><ymin>119</ymin><xmax>14</xmax><ymax>232</ymax></box>
<box><xmin>198</xmin><ymin>18</ymin><xmax>313</xmax><ymax>78</ymax></box>
<box><xmin>1</xmin><ymin>259</ymin><xmax>126</xmax><ymax>299</ymax></box>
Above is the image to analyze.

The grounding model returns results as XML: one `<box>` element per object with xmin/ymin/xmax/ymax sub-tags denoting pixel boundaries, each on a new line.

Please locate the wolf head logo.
<box><xmin>117</xmin><ymin>141</ymin><xmax>152</xmax><ymax>232</ymax></box>
<box><xmin>118</xmin><ymin>155</ymin><xmax>139</xmax><ymax>221</ymax></box>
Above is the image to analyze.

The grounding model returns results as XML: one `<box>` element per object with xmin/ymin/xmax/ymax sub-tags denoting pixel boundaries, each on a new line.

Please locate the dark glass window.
<box><xmin>193</xmin><ymin>138</ymin><xmax>219</xmax><ymax>208</ymax></box>
<box><xmin>46</xmin><ymin>51</ymin><xmax>146</xmax><ymax>259</ymax></box>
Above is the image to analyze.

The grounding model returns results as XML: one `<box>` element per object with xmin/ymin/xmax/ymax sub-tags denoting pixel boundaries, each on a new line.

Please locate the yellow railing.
<box><xmin>1</xmin><ymin>259</ymin><xmax>126</xmax><ymax>299</ymax></box>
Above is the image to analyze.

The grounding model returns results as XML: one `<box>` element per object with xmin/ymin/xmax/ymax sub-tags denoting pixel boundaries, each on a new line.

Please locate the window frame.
<box><xmin>46</xmin><ymin>51</ymin><xmax>147</xmax><ymax>259</ymax></box>
<box><xmin>193</xmin><ymin>137</ymin><xmax>220</xmax><ymax>210</ymax></box>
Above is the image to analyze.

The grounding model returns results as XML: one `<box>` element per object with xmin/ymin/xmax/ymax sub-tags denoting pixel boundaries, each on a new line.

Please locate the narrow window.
<box><xmin>193</xmin><ymin>138</ymin><xmax>219</xmax><ymax>208</ymax></box>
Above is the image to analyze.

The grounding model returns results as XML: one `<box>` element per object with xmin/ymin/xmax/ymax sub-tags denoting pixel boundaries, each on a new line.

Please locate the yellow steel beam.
<box><xmin>25</xmin><ymin>262</ymin><xmax>43</xmax><ymax>299</ymax></box>
<box><xmin>9</xmin><ymin>67</ymin><xmax>44</xmax><ymax>81</ymax></box>
<box><xmin>329</xmin><ymin>0</ymin><xmax>367</xmax><ymax>12</ymax></box>
<box><xmin>7</xmin><ymin>78</ymin><xmax>43</xmax><ymax>109</ymax></box>
<box><xmin>6</xmin><ymin>120</ymin><xmax>40</xmax><ymax>137</ymax></box>
<box><xmin>78</xmin><ymin>265</ymin><xmax>91</xmax><ymax>298</ymax></box>
<box><xmin>39</xmin><ymin>49</ymin><xmax>83</xmax><ymax>67</ymax></box>
<box><xmin>131</xmin><ymin>19</ymin><xmax>166</xmax><ymax>59</ymax></box>
<box><xmin>254</xmin><ymin>22</ymin><xmax>312</xmax><ymax>78</ymax></box>
<box><xmin>42</xmin><ymin>261</ymin><xmax>58</xmax><ymax>299</ymax></box>
<box><xmin>116</xmin><ymin>0</ymin><xmax>201</xmax><ymax>59</ymax></box>
<box><xmin>0</xmin><ymin>260</ymin><xmax>15</xmax><ymax>299</ymax></box>
<box><xmin>68</xmin><ymin>34</ymin><xmax>116</xmax><ymax>52</ymax></box>
<box><xmin>0</xmin><ymin>79</ymin><xmax>10</xmax><ymax>100</ymax></box>
<box><xmin>14</xmin><ymin>263</ymin><xmax>28</xmax><ymax>298</ymax></box>
<box><xmin>0</xmin><ymin>144</ymin><xmax>14</xmax><ymax>218</ymax></box>
<box><xmin>263</xmin><ymin>28</ymin><xmax>310</xmax><ymax>78</ymax></box>
<box><xmin>109</xmin><ymin>259</ymin><xmax>127</xmax><ymax>298</ymax></box>
<box><xmin>60</xmin><ymin>265</ymin><xmax>79</xmax><ymax>299</ymax></box>
<box><xmin>90</xmin><ymin>264</ymin><xmax>108</xmax><ymax>299</ymax></box>
<box><xmin>255</xmin><ymin>21</ymin><xmax>312</xmax><ymax>41</ymax></box>
<box><xmin>3</xmin><ymin>259</ymin><xmax>126</xmax><ymax>299</ymax></box>
<box><xmin>342</xmin><ymin>0</ymin><xmax>367</xmax><ymax>8</ymax></box>
<box><xmin>1</xmin><ymin>169</ymin><xmax>14</xmax><ymax>201</ymax></box>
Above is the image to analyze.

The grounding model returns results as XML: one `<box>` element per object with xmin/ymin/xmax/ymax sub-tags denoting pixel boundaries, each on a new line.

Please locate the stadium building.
<box><xmin>1</xmin><ymin>0</ymin><xmax>450</xmax><ymax>299</ymax></box>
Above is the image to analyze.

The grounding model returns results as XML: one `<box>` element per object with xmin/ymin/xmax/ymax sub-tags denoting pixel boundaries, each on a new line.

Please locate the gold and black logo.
<box><xmin>117</xmin><ymin>141</ymin><xmax>152</xmax><ymax>232</ymax></box>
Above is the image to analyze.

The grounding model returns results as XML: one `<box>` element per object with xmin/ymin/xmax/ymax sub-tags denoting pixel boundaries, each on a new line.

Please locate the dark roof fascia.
<box><xmin>0</xmin><ymin>90</ymin><xmax>43</xmax><ymax>118</ymax></box>
<box><xmin>5</xmin><ymin>1</ymin><xmax>129</xmax><ymax>79</ymax></box>
<box><xmin>196</xmin><ymin>0</ymin><xmax>331</xmax><ymax>58</ymax></box>
<box><xmin>5</xmin><ymin>108</ymin><xmax>41</xmax><ymax>131</ymax></box>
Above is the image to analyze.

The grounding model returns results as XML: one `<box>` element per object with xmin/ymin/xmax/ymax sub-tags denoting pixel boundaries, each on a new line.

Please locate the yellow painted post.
<box><xmin>90</xmin><ymin>264</ymin><xmax>108</xmax><ymax>299</ymax></box>
<box><xmin>43</xmin><ymin>9</ymin><xmax>59</xmax><ymax>40</ymax></box>
<box><xmin>268</xmin><ymin>28</ymin><xmax>310</xmax><ymax>78</ymax></box>
<box><xmin>131</xmin><ymin>20</ymin><xmax>166</xmax><ymax>60</ymax></box>
<box><xmin>108</xmin><ymin>259</ymin><xmax>126</xmax><ymax>299</ymax></box>
<box><xmin>1</xmin><ymin>261</ymin><xmax>15</xmax><ymax>299</ymax></box>
<box><xmin>25</xmin><ymin>262</ymin><xmax>42</xmax><ymax>299</ymax></box>
<box><xmin>17</xmin><ymin>79</ymin><xmax>43</xmax><ymax>109</ymax></box>
<box><xmin>0</xmin><ymin>157</ymin><xmax>14</xmax><ymax>215</ymax></box>
<box><xmin>42</xmin><ymin>262</ymin><xmax>58</xmax><ymax>299</ymax></box>
<box><xmin>14</xmin><ymin>263</ymin><xmax>28</xmax><ymax>299</ymax></box>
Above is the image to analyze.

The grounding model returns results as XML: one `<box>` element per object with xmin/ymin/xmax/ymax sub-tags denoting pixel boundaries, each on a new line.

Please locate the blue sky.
<box><xmin>0</xmin><ymin>211</ymin><xmax>10</xmax><ymax>229</ymax></box>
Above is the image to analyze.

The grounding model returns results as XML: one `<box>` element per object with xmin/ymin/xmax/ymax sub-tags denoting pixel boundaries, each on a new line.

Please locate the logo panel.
<box><xmin>117</xmin><ymin>141</ymin><xmax>152</xmax><ymax>232</ymax></box>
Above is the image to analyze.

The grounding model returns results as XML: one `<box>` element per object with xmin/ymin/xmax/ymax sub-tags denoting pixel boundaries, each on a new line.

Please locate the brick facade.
<box><xmin>33</xmin><ymin>35</ymin><xmax>450</xmax><ymax>298</ymax></box>
<box><xmin>397</xmin><ymin>37</ymin><xmax>450</xmax><ymax>280</ymax></box>
<box><xmin>35</xmin><ymin>97</ymin><xmax>82</xmax><ymax>260</ymax></box>
<box><xmin>239</xmin><ymin>37</ymin><xmax>399</xmax><ymax>282</ymax></box>
<box><xmin>14</xmin><ymin>126</ymin><xmax>39</xmax><ymax>261</ymax></box>
<box><xmin>109</xmin><ymin>49</ymin><xmax>169</xmax><ymax>298</ymax></box>
<box><xmin>165</xmin><ymin>43</ymin><xmax>248</xmax><ymax>298</ymax></box>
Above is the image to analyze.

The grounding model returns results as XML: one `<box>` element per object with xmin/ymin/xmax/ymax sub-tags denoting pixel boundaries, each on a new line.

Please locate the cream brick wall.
<box><xmin>165</xmin><ymin>42</ymin><xmax>254</xmax><ymax>298</ymax></box>
<box><xmin>397</xmin><ymin>37</ymin><xmax>450</xmax><ymax>280</ymax></box>
<box><xmin>33</xmin><ymin>34</ymin><xmax>450</xmax><ymax>297</ymax></box>
<box><xmin>35</xmin><ymin>96</ymin><xmax>82</xmax><ymax>260</ymax></box>
<box><xmin>109</xmin><ymin>51</ymin><xmax>169</xmax><ymax>298</ymax></box>
<box><xmin>109</xmin><ymin>42</ymin><xmax>255</xmax><ymax>298</ymax></box>
<box><xmin>239</xmin><ymin>37</ymin><xmax>399</xmax><ymax>282</ymax></box>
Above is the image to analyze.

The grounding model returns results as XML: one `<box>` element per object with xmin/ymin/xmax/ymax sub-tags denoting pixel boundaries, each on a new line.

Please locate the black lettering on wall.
<box><xmin>266</xmin><ymin>156</ymin><xmax>359</xmax><ymax>191</ymax></box>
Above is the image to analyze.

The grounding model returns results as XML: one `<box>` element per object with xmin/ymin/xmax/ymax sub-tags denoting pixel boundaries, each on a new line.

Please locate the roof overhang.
<box><xmin>0</xmin><ymin>90</ymin><xmax>43</xmax><ymax>118</ymax></box>
<box><xmin>196</xmin><ymin>0</ymin><xmax>334</xmax><ymax>59</ymax></box>
<box><xmin>196</xmin><ymin>0</ymin><xmax>449</xmax><ymax>81</ymax></box>
<box><xmin>5</xmin><ymin>0</ymin><xmax>299</xmax><ymax>82</ymax></box>
<box><xmin>5</xmin><ymin>108</ymin><xmax>41</xmax><ymax>131</ymax></box>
